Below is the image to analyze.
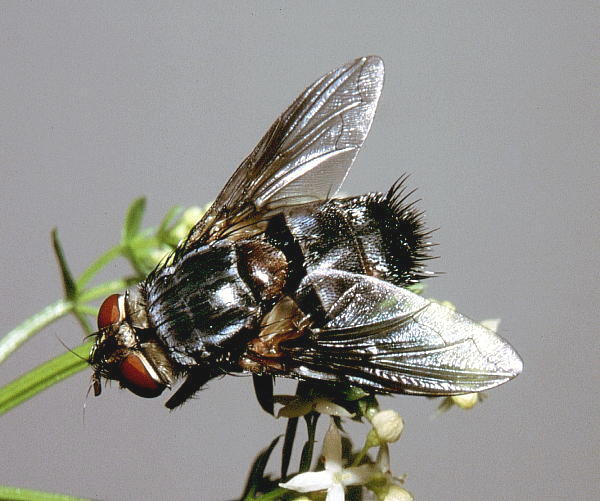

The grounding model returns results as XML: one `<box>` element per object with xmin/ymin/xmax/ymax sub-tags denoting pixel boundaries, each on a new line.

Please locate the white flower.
<box><xmin>279</xmin><ymin>420</ymin><xmax>376</xmax><ymax>501</ymax></box>
<box><xmin>371</xmin><ymin>410</ymin><xmax>404</xmax><ymax>443</ymax></box>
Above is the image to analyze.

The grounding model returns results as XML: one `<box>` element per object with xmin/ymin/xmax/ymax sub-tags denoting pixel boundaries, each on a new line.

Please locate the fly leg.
<box><xmin>165</xmin><ymin>366</ymin><xmax>218</xmax><ymax>409</ymax></box>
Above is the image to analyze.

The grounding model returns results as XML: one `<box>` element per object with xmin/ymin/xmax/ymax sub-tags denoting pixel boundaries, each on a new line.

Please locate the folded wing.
<box><xmin>286</xmin><ymin>270</ymin><xmax>523</xmax><ymax>395</ymax></box>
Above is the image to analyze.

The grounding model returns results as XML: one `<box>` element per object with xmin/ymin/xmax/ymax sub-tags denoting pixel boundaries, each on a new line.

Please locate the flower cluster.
<box><xmin>277</xmin><ymin>399</ymin><xmax>412</xmax><ymax>501</ymax></box>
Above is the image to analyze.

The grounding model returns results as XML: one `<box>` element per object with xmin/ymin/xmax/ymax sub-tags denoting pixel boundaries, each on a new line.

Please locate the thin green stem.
<box><xmin>0</xmin><ymin>486</ymin><xmax>90</xmax><ymax>501</ymax></box>
<box><xmin>0</xmin><ymin>342</ymin><xmax>92</xmax><ymax>416</ymax></box>
<box><xmin>72</xmin><ymin>309</ymin><xmax>93</xmax><ymax>336</ymax></box>
<box><xmin>78</xmin><ymin>277</ymin><xmax>139</xmax><ymax>304</ymax></box>
<box><xmin>0</xmin><ymin>277</ymin><xmax>135</xmax><ymax>365</ymax></box>
<box><xmin>76</xmin><ymin>244</ymin><xmax>124</xmax><ymax>289</ymax></box>
<box><xmin>351</xmin><ymin>441</ymin><xmax>371</xmax><ymax>467</ymax></box>
<box><xmin>252</xmin><ymin>487</ymin><xmax>289</xmax><ymax>501</ymax></box>
<box><xmin>0</xmin><ymin>299</ymin><xmax>73</xmax><ymax>364</ymax></box>
<box><xmin>76</xmin><ymin>305</ymin><xmax>98</xmax><ymax>316</ymax></box>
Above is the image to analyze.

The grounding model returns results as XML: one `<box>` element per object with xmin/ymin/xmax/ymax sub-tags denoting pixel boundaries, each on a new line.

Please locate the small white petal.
<box><xmin>376</xmin><ymin>443</ymin><xmax>391</xmax><ymax>473</ymax></box>
<box><xmin>326</xmin><ymin>482</ymin><xmax>345</xmax><ymax>501</ymax></box>
<box><xmin>323</xmin><ymin>421</ymin><xmax>343</xmax><ymax>473</ymax></box>
<box><xmin>279</xmin><ymin>471</ymin><xmax>333</xmax><ymax>492</ymax></box>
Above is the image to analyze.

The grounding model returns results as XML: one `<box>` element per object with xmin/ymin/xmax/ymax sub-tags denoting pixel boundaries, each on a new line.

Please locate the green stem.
<box><xmin>72</xmin><ymin>309</ymin><xmax>93</xmax><ymax>336</ymax></box>
<box><xmin>78</xmin><ymin>277</ymin><xmax>139</xmax><ymax>304</ymax></box>
<box><xmin>0</xmin><ymin>277</ymin><xmax>135</xmax><ymax>366</ymax></box>
<box><xmin>76</xmin><ymin>244</ymin><xmax>124</xmax><ymax>289</ymax></box>
<box><xmin>0</xmin><ymin>486</ymin><xmax>90</xmax><ymax>501</ymax></box>
<box><xmin>0</xmin><ymin>342</ymin><xmax>92</xmax><ymax>416</ymax></box>
<box><xmin>76</xmin><ymin>305</ymin><xmax>98</xmax><ymax>316</ymax></box>
<box><xmin>352</xmin><ymin>441</ymin><xmax>371</xmax><ymax>467</ymax></box>
<box><xmin>252</xmin><ymin>487</ymin><xmax>290</xmax><ymax>501</ymax></box>
<box><xmin>0</xmin><ymin>299</ymin><xmax>73</xmax><ymax>364</ymax></box>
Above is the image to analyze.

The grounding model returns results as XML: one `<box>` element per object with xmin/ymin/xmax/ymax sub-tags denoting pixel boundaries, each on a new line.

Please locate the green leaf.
<box><xmin>0</xmin><ymin>486</ymin><xmax>90</xmax><ymax>501</ymax></box>
<box><xmin>343</xmin><ymin>385</ymin><xmax>369</xmax><ymax>401</ymax></box>
<box><xmin>51</xmin><ymin>229</ymin><xmax>77</xmax><ymax>300</ymax></box>
<box><xmin>72</xmin><ymin>308</ymin><xmax>93</xmax><ymax>336</ymax></box>
<box><xmin>280</xmin><ymin>417</ymin><xmax>298</xmax><ymax>478</ymax></box>
<box><xmin>157</xmin><ymin>206</ymin><xmax>184</xmax><ymax>241</ymax></box>
<box><xmin>78</xmin><ymin>277</ymin><xmax>139</xmax><ymax>304</ymax></box>
<box><xmin>76</xmin><ymin>244</ymin><xmax>123</xmax><ymax>290</ymax></box>
<box><xmin>121</xmin><ymin>197</ymin><xmax>146</xmax><ymax>244</ymax></box>
<box><xmin>0</xmin><ymin>342</ymin><xmax>92</xmax><ymax>416</ymax></box>
<box><xmin>242</xmin><ymin>436</ymin><xmax>280</xmax><ymax>501</ymax></box>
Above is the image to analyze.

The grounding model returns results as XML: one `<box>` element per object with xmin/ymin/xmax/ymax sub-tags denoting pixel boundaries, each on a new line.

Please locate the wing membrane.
<box><xmin>186</xmin><ymin>56</ymin><xmax>384</xmax><ymax>246</ymax></box>
<box><xmin>287</xmin><ymin>271</ymin><xmax>523</xmax><ymax>395</ymax></box>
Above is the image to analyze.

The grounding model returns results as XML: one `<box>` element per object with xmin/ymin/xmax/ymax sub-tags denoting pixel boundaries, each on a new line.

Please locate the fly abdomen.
<box><xmin>273</xmin><ymin>188</ymin><xmax>431</xmax><ymax>289</ymax></box>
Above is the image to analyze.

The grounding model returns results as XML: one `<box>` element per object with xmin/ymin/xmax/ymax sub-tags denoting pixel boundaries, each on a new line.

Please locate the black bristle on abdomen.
<box><xmin>366</xmin><ymin>175</ymin><xmax>434</xmax><ymax>285</ymax></box>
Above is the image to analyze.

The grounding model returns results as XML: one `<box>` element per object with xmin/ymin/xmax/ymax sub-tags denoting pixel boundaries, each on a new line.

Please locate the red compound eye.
<box><xmin>97</xmin><ymin>294</ymin><xmax>122</xmax><ymax>329</ymax></box>
<box><xmin>119</xmin><ymin>353</ymin><xmax>165</xmax><ymax>398</ymax></box>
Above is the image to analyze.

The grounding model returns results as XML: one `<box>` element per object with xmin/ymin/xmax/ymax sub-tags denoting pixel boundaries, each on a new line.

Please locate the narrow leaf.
<box><xmin>121</xmin><ymin>197</ymin><xmax>146</xmax><ymax>243</ymax></box>
<box><xmin>242</xmin><ymin>436</ymin><xmax>280</xmax><ymax>500</ymax></box>
<box><xmin>51</xmin><ymin>229</ymin><xmax>77</xmax><ymax>300</ymax></box>
<box><xmin>280</xmin><ymin>417</ymin><xmax>298</xmax><ymax>478</ymax></box>
<box><xmin>0</xmin><ymin>342</ymin><xmax>92</xmax><ymax>416</ymax></box>
<box><xmin>157</xmin><ymin>206</ymin><xmax>184</xmax><ymax>238</ymax></box>
<box><xmin>72</xmin><ymin>308</ymin><xmax>93</xmax><ymax>335</ymax></box>
<box><xmin>0</xmin><ymin>486</ymin><xmax>90</xmax><ymax>501</ymax></box>
<box><xmin>299</xmin><ymin>412</ymin><xmax>319</xmax><ymax>473</ymax></box>
<box><xmin>78</xmin><ymin>277</ymin><xmax>139</xmax><ymax>304</ymax></box>
<box><xmin>0</xmin><ymin>299</ymin><xmax>72</xmax><ymax>364</ymax></box>
<box><xmin>76</xmin><ymin>244</ymin><xmax>123</xmax><ymax>289</ymax></box>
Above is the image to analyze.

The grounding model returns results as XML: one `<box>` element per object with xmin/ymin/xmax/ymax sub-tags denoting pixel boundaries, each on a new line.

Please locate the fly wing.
<box><xmin>286</xmin><ymin>271</ymin><xmax>523</xmax><ymax>395</ymax></box>
<box><xmin>185</xmin><ymin>56</ymin><xmax>384</xmax><ymax>247</ymax></box>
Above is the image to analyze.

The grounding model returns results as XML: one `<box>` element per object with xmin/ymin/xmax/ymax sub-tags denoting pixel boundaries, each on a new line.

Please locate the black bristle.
<box><xmin>364</xmin><ymin>175</ymin><xmax>436</xmax><ymax>285</ymax></box>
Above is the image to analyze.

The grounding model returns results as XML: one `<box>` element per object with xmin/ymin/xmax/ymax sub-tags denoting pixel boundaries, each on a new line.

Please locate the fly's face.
<box><xmin>90</xmin><ymin>289</ymin><xmax>175</xmax><ymax>399</ymax></box>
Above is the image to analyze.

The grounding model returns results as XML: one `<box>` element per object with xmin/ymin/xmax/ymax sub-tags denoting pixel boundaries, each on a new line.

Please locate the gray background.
<box><xmin>1</xmin><ymin>2</ymin><xmax>598</xmax><ymax>500</ymax></box>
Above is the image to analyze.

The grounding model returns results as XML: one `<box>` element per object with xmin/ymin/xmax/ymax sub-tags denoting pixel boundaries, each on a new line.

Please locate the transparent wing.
<box><xmin>186</xmin><ymin>56</ymin><xmax>384</xmax><ymax>246</ymax></box>
<box><xmin>287</xmin><ymin>271</ymin><xmax>523</xmax><ymax>395</ymax></box>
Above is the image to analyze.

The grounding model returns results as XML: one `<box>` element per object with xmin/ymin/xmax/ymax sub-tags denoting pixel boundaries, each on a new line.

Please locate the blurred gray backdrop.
<box><xmin>1</xmin><ymin>2</ymin><xmax>598</xmax><ymax>500</ymax></box>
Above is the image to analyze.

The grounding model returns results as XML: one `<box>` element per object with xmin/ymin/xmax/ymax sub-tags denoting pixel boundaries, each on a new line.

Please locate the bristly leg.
<box><xmin>253</xmin><ymin>374</ymin><xmax>275</xmax><ymax>415</ymax></box>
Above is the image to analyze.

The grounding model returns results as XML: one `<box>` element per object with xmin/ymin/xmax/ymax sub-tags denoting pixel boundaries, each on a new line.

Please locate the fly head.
<box><xmin>90</xmin><ymin>288</ymin><xmax>176</xmax><ymax>399</ymax></box>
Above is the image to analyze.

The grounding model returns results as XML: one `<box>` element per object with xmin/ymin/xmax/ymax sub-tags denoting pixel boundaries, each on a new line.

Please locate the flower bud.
<box><xmin>371</xmin><ymin>410</ymin><xmax>404</xmax><ymax>443</ymax></box>
<box><xmin>384</xmin><ymin>485</ymin><xmax>413</xmax><ymax>501</ymax></box>
<box><xmin>451</xmin><ymin>393</ymin><xmax>480</xmax><ymax>409</ymax></box>
<box><xmin>169</xmin><ymin>206</ymin><xmax>206</xmax><ymax>242</ymax></box>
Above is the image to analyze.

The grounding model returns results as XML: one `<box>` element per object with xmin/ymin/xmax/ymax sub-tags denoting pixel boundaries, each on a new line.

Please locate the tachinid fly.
<box><xmin>90</xmin><ymin>56</ymin><xmax>522</xmax><ymax>411</ymax></box>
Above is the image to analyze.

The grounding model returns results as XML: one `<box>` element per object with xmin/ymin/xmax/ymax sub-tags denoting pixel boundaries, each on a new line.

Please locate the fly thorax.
<box><xmin>144</xmin><ymin>241</ymin><xmax>259</xmax><ymax>362</ymax></box>
<box><xmin>235</xmin><ymin>240</ymin><xmax>288</xmax><ymax>303</ymax></box>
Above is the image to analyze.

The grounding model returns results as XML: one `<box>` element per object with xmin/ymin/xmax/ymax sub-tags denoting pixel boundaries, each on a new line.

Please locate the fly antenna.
<box><xmin>55</xmin><ymin>335</ymin><xmax>91</xmax><ymax>363</ymax></box>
